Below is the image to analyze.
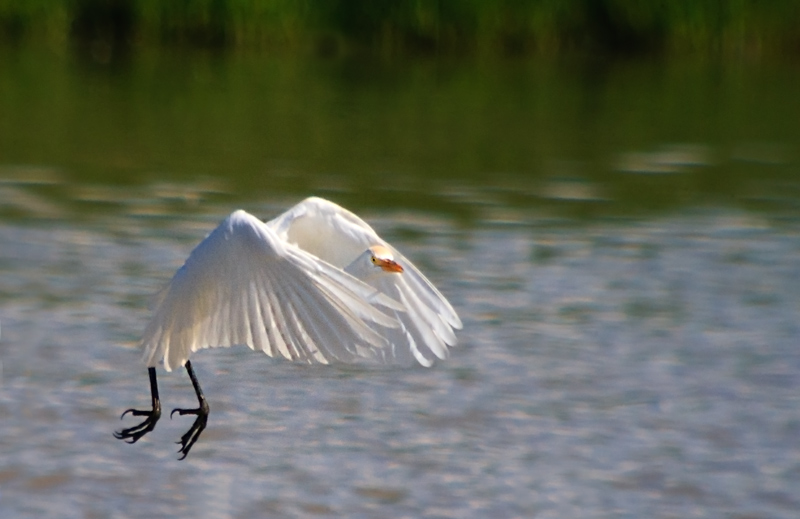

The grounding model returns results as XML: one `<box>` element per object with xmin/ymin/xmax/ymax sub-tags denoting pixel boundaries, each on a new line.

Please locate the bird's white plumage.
<box><xmin>141</xmin><ymin>198</ymin><xmax>462</xmax><ymax>370</ymax></box>
<box><xmin>267</xmin><ymin>197</ymin><xmax>463</xmax><ymax>366</ymax></box>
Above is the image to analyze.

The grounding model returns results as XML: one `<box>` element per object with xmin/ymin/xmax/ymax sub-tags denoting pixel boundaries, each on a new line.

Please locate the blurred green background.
<box><xmin>1</xmin><ymin>1</ymin><xmax>799</xmax><ymax>222</ymax></box>
<box><xmin>2</xmin><ymin>0</ymin><xmax>800</xmax><ymax>56</ymax></box>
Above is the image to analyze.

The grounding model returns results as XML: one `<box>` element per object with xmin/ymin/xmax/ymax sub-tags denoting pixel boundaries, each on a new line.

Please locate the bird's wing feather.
<box><xmin>267</xmin><ymin>197</ymin><xmax>380</xmax><ymax>268</ymax></box>
<box><xmin>141</xmin><ymin>210</ymin><xmax>400</xmax><ymax>371</ymax></box>
<box><xmin>268</xmin><ymin>197</ymin><xmax>463</xmax><ymax>366</ymax></box>
<box><xmin>368</xmin><ymin>249</ymin><xmax>463</xmax><ymax>366</ymax></box>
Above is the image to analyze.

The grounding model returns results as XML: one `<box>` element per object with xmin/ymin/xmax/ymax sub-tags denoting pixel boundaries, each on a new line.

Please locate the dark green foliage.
<box><xmin>159</xmin><ymin>0</ymin><xmax>231</xmax><ymax>47</ymax></box>
<box><xmin>70</xmin><ymin>0</ymin><xmax>137</xmax><ymax>62</ymax></box>
<box><xmin>1</xmin><ymin>0</ymin><xmax>799</xmax><ymax>56</ymax></box>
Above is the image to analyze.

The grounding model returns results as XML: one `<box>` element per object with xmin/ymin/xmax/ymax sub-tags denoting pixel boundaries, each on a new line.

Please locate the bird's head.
<box><xmin>367</xmin><ymin>245</ymin><xmax>404</xmax><ymax>273</ymax></box>
<box><xmin>344</xmin><ymin>244</ymin><xmax>404</xmax><ymax>281</ymax></box>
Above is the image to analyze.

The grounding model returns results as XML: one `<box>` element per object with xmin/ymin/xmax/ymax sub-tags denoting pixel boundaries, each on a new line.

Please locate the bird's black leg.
<box><xmin>170</xmin><ymin>360</ymin><xmax>210</xmax><ymax>460</ymax></box>
<box><xmin>114</xmin><ymin>367</ymin><xmax>162</xmax><ymax>443</ymax></box>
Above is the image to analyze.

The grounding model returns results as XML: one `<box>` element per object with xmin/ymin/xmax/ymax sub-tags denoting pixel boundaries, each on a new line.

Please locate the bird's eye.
<box><xmin>370</xmin><ymin>256</ymin><xmax>377</xmax><ymax>264</ymax></box>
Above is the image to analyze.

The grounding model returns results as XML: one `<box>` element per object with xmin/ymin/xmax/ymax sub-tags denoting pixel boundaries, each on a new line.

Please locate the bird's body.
<box><xmin>116</xmin><ymin>197</ymin><xmax>462</xmax><ymax>458</ymax></box>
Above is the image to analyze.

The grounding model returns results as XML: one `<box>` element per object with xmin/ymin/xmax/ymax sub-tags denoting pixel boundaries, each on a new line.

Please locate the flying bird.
<box><xmin>115</xmin><ymin>197</ymin><xmax>462</xmax><ymax>459</ymax></box>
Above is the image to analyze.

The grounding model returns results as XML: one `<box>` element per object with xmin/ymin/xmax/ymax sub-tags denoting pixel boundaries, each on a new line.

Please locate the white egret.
<box><xmin>115</xmin><ymin>197</ymin><xmax>462</xmax><ymax>459</ymax></box>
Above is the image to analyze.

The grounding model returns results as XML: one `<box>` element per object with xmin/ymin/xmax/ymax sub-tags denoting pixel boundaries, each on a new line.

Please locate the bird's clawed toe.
<box><xmin>171</xmin><ymin>400</ymin><xmax>210</xmax><ymax>460</ymax></box>
<box><xmin>114</xmin><ymin>405</ymin><xmax>161</xmax><ymax>443</ymax></box>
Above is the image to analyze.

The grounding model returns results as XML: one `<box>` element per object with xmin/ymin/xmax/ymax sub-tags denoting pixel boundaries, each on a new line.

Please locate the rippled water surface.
<box><xmin>1</xmin><ymin>52</ymin><xmax>800</xmax><ymax>518</ymax></box>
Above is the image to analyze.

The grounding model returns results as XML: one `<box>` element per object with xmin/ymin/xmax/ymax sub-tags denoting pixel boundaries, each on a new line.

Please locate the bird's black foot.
<box><xmin>170</xmin><ymin>399</ymin><xmax>209</xmax><ymax>460</ymax></box>
<box><xmin>114</xmin><ymin>404</ymin><xmax>162</xmax><ymax>443</ymax></box>
<box><xmin>114</xmin><ymin>367</ymin><xmax>162</xmax><ymax>444</ymax></box>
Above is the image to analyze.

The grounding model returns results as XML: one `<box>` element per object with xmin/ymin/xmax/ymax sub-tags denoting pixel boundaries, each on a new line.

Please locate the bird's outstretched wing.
<box><xmin>141</xmin><ymin>210</ymin><xmax>400</xmax><ymax>371</ymax></box>
<box><xmin>268</xmin><ymin>197</ymin><xmax>463</xmax><ymax>366</ymax></box>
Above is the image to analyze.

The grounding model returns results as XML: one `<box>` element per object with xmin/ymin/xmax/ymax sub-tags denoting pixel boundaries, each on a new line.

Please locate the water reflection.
<box><xmin>2</xmin><ymin>183</ymin><xmax>800</xmax><ymax>517</ymax></box>
<box><xmin>2</xmin><ymin>50</ymin><xmax>799</xmax><ymax>218</ymax></box>
<box><xmin>615</xmin><ymin>144</ymin><xmax>715</xmax><ymax>174</ymax></box>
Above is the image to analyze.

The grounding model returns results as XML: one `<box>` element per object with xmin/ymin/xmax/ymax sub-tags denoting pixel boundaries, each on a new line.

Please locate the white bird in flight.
<box><xmin>115</xmin><ymin>196</ymin><xmax>462</xmax><ymax>459</ymax></box>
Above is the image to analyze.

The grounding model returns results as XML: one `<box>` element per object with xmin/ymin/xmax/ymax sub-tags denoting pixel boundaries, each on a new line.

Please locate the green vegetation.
<box><xmin>1</xmin><ymin>0</ymin><xmax>799</xmax><ymax>57</ymax></box>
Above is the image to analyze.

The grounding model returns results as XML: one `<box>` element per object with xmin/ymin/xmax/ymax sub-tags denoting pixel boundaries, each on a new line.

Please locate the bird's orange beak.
<box><xmin>375</xmin><ymin>258</ymin><xmax>404</xmax><ymax>273</ymax></box>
